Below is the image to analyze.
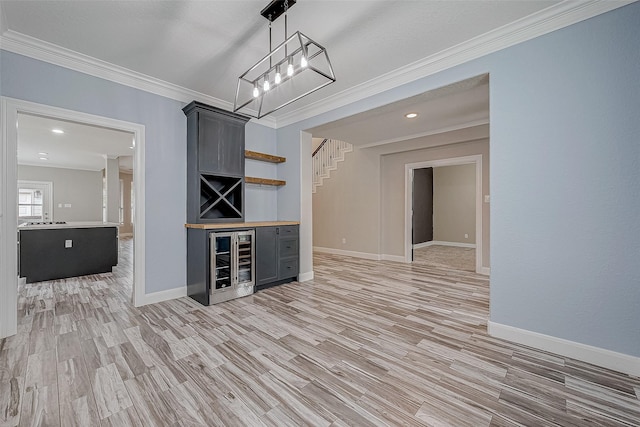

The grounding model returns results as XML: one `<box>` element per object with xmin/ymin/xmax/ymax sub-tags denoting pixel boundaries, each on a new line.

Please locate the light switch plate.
<box><xmin>64</xmin><ymin>203</ymin><xmax>72</xmax><ymax>208</ymax></box>
<box><xmin>65</xmin><ymin>239</ymin><xmax>72</xmax><ymax>248</ymax></box>
<box><xmin>484</xmin><ymin>195</ymin><xmax>490</xmax><ymax>203</ymax></box>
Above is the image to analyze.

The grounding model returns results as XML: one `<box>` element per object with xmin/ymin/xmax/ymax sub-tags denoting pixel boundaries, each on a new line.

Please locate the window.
<box><xmin>18</xmin><ymin>189</ymin><xmax>43</xmax><ymax>219</ymax></box>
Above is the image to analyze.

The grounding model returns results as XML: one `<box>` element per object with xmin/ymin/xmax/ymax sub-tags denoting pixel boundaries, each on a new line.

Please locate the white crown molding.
<box><xmin>17</xmin><ymin>161</ymin><xmax>103</xmax><ymax>172</ymax></box>
<box><xmin>274</xmin><ymin>0</ymin><xmax>634</xmax><ymax>128</ymax></box>
<box><xmin>0</xmin><ymin>1</ymin><xmax>632</xmax><ymax>129</ymax></box>
<box><xmin>0</xmin><ymin>30</ymin><xmax>278</xmax><ymax>129</ymax></box>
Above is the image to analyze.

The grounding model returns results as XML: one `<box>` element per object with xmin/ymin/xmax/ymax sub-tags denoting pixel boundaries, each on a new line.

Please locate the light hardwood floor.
<box><xmin>1</xmin><ymin>239</ymin><xmax>639</xmax><ymax>426</ymax></box>
<box><xmin>413</xmin><ymin>245</ymin><xmax>476</xmax><ymax>271</ymax></box>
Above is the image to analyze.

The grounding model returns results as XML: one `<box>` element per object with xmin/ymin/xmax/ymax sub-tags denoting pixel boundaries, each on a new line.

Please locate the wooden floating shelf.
<box><xmin>245</xmin><ymin>176</ymin><xmax>286</xmax><ymax>186</ymax></box>
<box><xmin>245</xmin><ymin>150</ymin><xmax>286</xmax><ymax>163</ymax></box>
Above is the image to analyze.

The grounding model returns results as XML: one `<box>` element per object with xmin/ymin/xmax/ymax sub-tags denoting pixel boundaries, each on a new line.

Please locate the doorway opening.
<box><xmin>1</xmin><ymin>97</ymin><xmax>146</xmax><ymax>338</ymax></box>
<box><xmin>405</xmin><ymin>155</ymin><xmax>488</xmax><ymax>274</ymax></box>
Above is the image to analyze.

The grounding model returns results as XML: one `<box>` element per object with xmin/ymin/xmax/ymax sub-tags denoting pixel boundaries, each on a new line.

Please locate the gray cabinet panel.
<box><xmin>198</xmin><ymin>113</ymin><xmax>245</xmax><ymax>176</ymax></box>
<box><xmin>256</xmin><ymin>226</ymin><xmax>278</xmax><ymax>286</ymax></box>
<box><xmin>183</xmin><ymin>101</ymin><xmax>249</xmax><ymax>224</ymax></box>
<box><xmin>187</xmin><ymin>228</ymin><xmax>209</xmax><ymax>306</ymax></box>
<box><xmin>278</xmin><ymin>258</ymin><xmax>299</xmax><ymax>279</ymax></box>
<box><xmin>255</xmin><ymin>225</ymin><xmax>299</xmax><ymax>290</ymax></box>
<box><xmin>279</xmin><ymin>225</ymin><xmax>299</xmax><ymax>237</ymax></box>
<box><xmin>278</xmin><ymin>237</ymin><xmax>298</xmax><ymax>258</ymax></box>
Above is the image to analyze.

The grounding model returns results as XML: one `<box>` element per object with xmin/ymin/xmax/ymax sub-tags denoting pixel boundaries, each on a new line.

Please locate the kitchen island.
<box><xmin>18</xmin><ymin>221</ymin><xmax>119</xmax><ymax>283</ymax></box>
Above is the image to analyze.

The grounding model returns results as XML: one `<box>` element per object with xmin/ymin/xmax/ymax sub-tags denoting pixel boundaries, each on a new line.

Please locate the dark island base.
<box><xmin>19</xmin><ymin>227</ymin><xmax>118</xmax><ymax>283</ymax></box>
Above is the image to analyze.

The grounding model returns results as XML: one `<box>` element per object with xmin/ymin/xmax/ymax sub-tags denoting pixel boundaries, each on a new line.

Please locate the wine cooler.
<box><xmin>210</xmin><ymin>230</ymin><xmax>255</xmax><ymax>304</ymax></box>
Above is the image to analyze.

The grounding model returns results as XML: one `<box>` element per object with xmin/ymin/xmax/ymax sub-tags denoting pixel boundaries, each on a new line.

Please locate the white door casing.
<box><xmin>404</xmin><ymin>154</ymin><xmax>486</xmax><ymax>274</ymax></box>
<box><xmin>1</xmin><ymin>97</ymin><xmax>146</xmax><ymax>338</ymax></box>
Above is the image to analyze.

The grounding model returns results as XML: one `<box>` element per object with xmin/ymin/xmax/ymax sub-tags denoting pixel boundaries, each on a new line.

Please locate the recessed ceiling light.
<box><xmin>39</xmin><ymin>157</ymin><xmax>48</xmax><ymax>160</ymax></box>
<box><xmin>51</xmin><ymin>128</ymin><xmax>64</xmax><ymax>134</ymax></box>
<box><xmin>129</xmin><ymin>146</ymin><xmax>134</xmax><ymax>150</ymax></box>
<box><xmin>38</xmin><ymin>152</ymin><xmax>48</xmax><ymax>156</ymax></box>
<box><xmin>405</xmin><ymin>112</ymin><xmax>418</xmax><ymax>119</ymax></box>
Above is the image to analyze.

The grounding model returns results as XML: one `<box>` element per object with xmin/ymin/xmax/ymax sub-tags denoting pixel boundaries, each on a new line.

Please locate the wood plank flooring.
<box><xmin>1</xmin><ymin>238</ymin><xmax>639</xmax><ymax>426</ymax></box>
<box><xmin>413</xmin><ymin>245</ymin><xmax>476</xmax><ymax>272</ymax></box>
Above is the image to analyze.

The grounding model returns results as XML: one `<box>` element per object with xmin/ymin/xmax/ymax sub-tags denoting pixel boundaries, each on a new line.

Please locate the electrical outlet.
<box><xmin>64</xmin><ymin>203</ymin><xmax>71</xmax><ymax>208</ymax></box>
<box><xmin>464</xmin><ymin>234</ymin><xmax>469</xmax><ymax>239</ymax></box>
<box><xmin>65</xmin><ymin>239</ymin><xmax>73</xmax><ymax>248</ymax></box>
<box><xmin>484</xmin><ymin>195</ymin><xmax>490</xmax><ymax>203</ymax></box>
<box><xmin>342</xmin><ymin>238</ymin><xmax>346</xmax><ymax>244</ymax></box>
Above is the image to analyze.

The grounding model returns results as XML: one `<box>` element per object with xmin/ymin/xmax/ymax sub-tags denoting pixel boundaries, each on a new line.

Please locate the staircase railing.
<box><xmin>312</xmin><ymin>139</ymin><xmax>353</xmax><ymax>192</ymax></box>
<box><xmin>312</xmin><ymin>138</ymin><xmax>328</xmax><ymax>157</ymax></box>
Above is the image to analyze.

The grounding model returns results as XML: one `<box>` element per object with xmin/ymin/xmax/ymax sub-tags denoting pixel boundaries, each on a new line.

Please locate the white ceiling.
<box><xmin>0</xmin><ymin>0</ymin><xmax>562</xmax><ymax>120</ymax></box>
<box><xmin>309</xmin><ymin>74</ymin><xmax>489</xmax><ymax>147</ymax></box>
<box><xmin>17</xmin><ymin>113</ymin><xmax>134</xmax><ymax>172</ymax></box>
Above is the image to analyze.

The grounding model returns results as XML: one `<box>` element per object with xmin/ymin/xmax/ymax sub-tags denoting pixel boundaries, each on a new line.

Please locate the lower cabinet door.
<box><xmin>256</xmin><ymin>226</ymin><xmax>278</xmax><ymax>285</ymax></box>
<box><xmin>278</xmin><ymin>258</ymin><xmax>299</xmax><ymax>280</ymax></box>
<box><xmin>278</xmin><ymin>237</ymin><xmax>298</xmax><ymax>258</ymax></box>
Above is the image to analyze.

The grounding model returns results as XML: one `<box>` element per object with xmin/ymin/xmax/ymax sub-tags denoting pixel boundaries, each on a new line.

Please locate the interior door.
<box><xmin>17</xmin><ymin>180</ymin><xmax>53</xmax><ymax>223</ymax></box>
<box><xmin>412</xmin><ymin>168</ymin><xmax>434</xmax><ymax>260</ymax></box>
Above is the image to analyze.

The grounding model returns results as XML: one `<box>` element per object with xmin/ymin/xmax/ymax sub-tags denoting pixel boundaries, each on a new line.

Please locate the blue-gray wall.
<box><xmin>0</xmin><ymin>51</ymin><xmax>278</xmax><ymax>294</ymax></box>
<box><xmin>276</xmin><ymin>3</ymin><xmax>640</xmax><ymax>357</ymax></box>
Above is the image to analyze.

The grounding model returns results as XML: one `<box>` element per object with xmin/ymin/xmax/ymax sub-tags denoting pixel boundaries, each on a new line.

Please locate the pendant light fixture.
<box><xmin>233</xmin><ymin>0</ymin><xmax>336</xmax><ymax>119</ymax></box>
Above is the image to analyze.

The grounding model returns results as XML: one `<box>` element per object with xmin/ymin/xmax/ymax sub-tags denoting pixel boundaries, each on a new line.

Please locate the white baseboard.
<box><xmin>478</xmin><ymin>266</ymin><xmax>491</xmax><ymax>276</ymax></box>
<box><xmin>381</xmin><ymin>254</ymin><xmax>407</xmax><ymax>263</ymax></box>
<box><xmin>313</xmin><ymin>246</ymin><xmax>381</xmax><ymax>261</ymax></box>
<box><xmin>412</xmin><ymin>241</ymin><xmax>433</xmax><ymax>249</ymax></box>
<box><xmin>137</xmin><ymin>286</ymin><xmax>187</xmax><ymax>306</ymax></box>
<box><xmin>298</xmin><ymin>271</ymin><xmax>314</xmax><ymax>282</ymax></box>
<box><xmin>413</xmin><ymin>240</ymin><xmax>476</xmax><ymax>249</ymax></box>
<box><xmin>488</xmin><ymin>321</ymin><xmax>640</xmax><ymax>377</ymax></box>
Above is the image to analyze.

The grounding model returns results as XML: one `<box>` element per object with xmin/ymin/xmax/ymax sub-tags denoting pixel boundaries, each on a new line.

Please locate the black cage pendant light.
<box><xmin>233</xmin><ymin>0</ymin><xmax>336</xmax><ymax>119</ymax></box>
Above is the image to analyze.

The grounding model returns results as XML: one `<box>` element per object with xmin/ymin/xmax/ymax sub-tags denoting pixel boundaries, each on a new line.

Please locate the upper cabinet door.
<box><xmin>183</xmin><ymin>101</ymin><xmax>250</xmax><ymax>223</ymax></box>
<box><xmin>198</xmin><ymin>112</ymin><xmax>246</xmax><ymax>176</ymax></box>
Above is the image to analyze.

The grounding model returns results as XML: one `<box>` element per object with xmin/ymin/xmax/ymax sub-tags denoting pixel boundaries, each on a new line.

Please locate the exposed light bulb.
<box><xmin>263</xmin><ymin>79</ymin><xmax>270</xmax><ymax>91</ymax></box>
<box><xmin>253</xmin><ymin>85</ymin><xmax>260</xmax><ymax>98</ymax></box>
<box><xmin>287</xmin><ymin>61</ymin><xmax>294</xmax><ymax>76</ymax></box>
<box><xmin>300</xmin><ymin>56</ymin><xmax>308</xmax><ymax>68</ymax></box>
<box><xmin>275</xmin><ymin>71</ymin><xmax>282</xmax><ymax>84</ymax></box>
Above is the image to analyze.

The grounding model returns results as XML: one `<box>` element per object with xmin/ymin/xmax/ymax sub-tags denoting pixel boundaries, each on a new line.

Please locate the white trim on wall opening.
<box><xmin>404</xmin><ymin>154</ymin><xmax>485</xmax><ymax>274</ymax></box>
<box><xmin>0</xmin><ymin>97</ymin><xmax>146</xmax><ymax>338</ymax></box>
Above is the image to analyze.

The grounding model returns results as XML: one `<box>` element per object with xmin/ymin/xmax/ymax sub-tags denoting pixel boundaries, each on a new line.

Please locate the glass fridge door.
<box><xmin>236</xmin><ymin>231</ymin><xmax>254</xmax><ymax>285</ymax></box>
<box><xmin>211</xmin><ymin>233</ymin><xmax>232</xmax><ymax>290</ymax></box>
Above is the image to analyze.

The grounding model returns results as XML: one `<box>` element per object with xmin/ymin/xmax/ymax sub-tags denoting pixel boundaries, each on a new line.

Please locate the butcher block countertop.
<box><xmin>185</xmin><ymin>221</ymin><xmax>299</xmax><ymax>230</ymax></box>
